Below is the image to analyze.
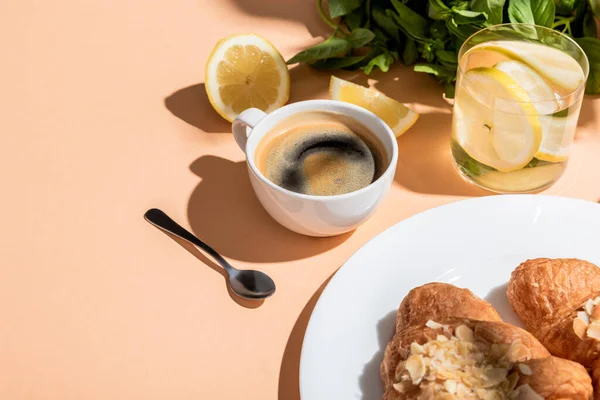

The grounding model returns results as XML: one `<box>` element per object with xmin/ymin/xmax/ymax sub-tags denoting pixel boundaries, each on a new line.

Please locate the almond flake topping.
<box><xmin>573</xmin><ymin>295</ymin><xmax>600</xmax><ymax>340</ymax></box>
<box><xmin>392</xmin><ymin>321</ymin><xmax>542</xmax><ymax>399</ymax></box>
<box><xmin>518</xmin><ymin>364</ymin><xmax>532</xmax><ymax>376</ymax></box>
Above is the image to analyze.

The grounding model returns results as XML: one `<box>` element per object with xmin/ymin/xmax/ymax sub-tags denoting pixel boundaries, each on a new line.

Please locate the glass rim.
<box><xmin>457</xmin><ymin>23</ymin><xmax>590</xmax><ymax>104</ymax></box>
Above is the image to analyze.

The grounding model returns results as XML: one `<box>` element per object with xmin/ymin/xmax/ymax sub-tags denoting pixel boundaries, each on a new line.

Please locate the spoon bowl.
<box><xmin>229</xmin><ymin>269</ymin><xmax>276</xmax><ymax>300</ymax></box>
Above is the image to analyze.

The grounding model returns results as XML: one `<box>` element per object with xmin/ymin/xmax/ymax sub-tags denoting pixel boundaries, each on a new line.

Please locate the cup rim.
<box><xmin>245</xmin><ymin>99</ymin><xmax>399</xmax><ymax>202</ymax></box>
<box><xmin>458</xmin><ymin>23</ymin><xmax>590</xmax><ymax>104</ymax></box>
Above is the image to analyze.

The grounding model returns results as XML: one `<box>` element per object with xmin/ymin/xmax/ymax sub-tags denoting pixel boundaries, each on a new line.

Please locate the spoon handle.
<box><xmin>144</xmin><ymin>209</ymin><xmax>234</xmax><ymax>272</ymax></box>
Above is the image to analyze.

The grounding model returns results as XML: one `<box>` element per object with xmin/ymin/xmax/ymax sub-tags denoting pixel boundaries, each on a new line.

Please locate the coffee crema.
<box><xmin>255</xmin><ymin>111</ymin><xmax>388</xmax><ymax>196</ymax></box>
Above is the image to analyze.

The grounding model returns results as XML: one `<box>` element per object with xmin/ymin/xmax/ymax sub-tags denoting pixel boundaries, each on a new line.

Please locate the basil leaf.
<box><xmin>428</xmin><ymin>0</ymin><xmax>451</xmax><ymax>20</ymax></box>
<box><xmin>287</xmin><ymin>35</ymin><xmax>351</xmax><ymax>64</ymax></box>
<box><xmin>436</xmin><ymin>49</ymin><xmax>459</xmax><ymax>64</ymax></box>
<box><xmin>554</xmin><ymin>0</ymin><xmax>575</xmax><ymax>15</ymax></box>
<box><xmin>584</xmin><ymin>10</ymin><xmax>598</xmax><ymax>38</ymax></box>
<box><xmin>551</xmin><ymin>108</ymin><xmax>570</xmax><ymax>118</ymax></box>
<box><xmin>419</xmin><ymin>41</ymin><xmax>438</xmax><ymax>63</ymax></box>
<box><xmin>508</xmin><ymin>0</ymin><xmax>534</xmax><ymax>23</ymax></box>
<box><xmin>446</xmin><ymin>17</ymin><xmax>479</xmax><ymax>41</ymax></box>
<box><xmin>361</xmin><ymin>51</ymin><xmax>398</xmax><ymax>74</ymax></box>
<box><xmin>371</xmin><ymin>26</ymin><xmax>390</xmax><ymax>44</ymax></box>
<box><xmin>430</xmin><ymin>19</ymin><xmax>450</xmax><ymax>40</ymax></box>
<box><xmin>575</xmin><ymin>37</ymin><xmax>600</xmax><ymax>94</ymax></box>
<box><xmin>389</xmin><ymin>0</ymin><xmax>431</xmax><ymax>42</ymax></box>
<box><xmin>312</xmin><ymin>56</ymin><xmax>366</xmax><ymax>69</ymax></box>
<box><xmin>470</xmin><ymin>0</ymin><xmax>506</xmax><ymax>25</ymax></box>
<box><xmin>507</xmin><ymin>0</ymin><xmax>555</xmax><ymax>28</ymax></box>
<box><xmin>569</xmin><ymin>0</ymin><xmax>588</xmax><ymax>37</ymax></box>
<box><xmin>372</xmin><ymin>8</ymin><xmax>401</xmax><ymax>43</ymax></box>
<box><xmin>404</xmin><ymin>0</ymin><xmax>429</xmax><ymax>14</ymax></box>
<box><xmin>328</xmin><ymin>0</ymin><xmax>362</xmax><ymax>18</ymax></box>
<box><xmin>452</xmin><ymin>8</ymin><xmax>489</xmax><ymax>24</ymax></box>
<box><xmin>451</xmin><ymin>141</ymin><xmax>494</xmax><ymax>176</ymax></box>
<box><xmin>345</xmin><ymin>8</ymin><xmax>364</xmax><ymax>30</ymax></box>
<box><xmin>445</xmin><ymin>80</ymin><xmax>456</xmax><ymax>98</ymax></box>
<box><xmin>414</xmin><ymin>63</ymin><xmax>456</xmax><ymax>77</ymax></box>
<box><xmin>452</xmin><ymin>0</ymin><xmax>471</xmax><ymax>10</ymax></box>
<box><xmin>402</xmin><ymin>38</ymin><xmax>419</xmax><ymax>65</ymax></box>
<box><xmin>346</xmin><ymin>28</ymin><xmax>376</xmax><ymax>48</ymax></box>
<box><xmin>524</xmin><ymin>158</ymin><xmax>553</xmax><ymax>168</ymax></box>
<box><xmin>590</xmin><ymin>0</ymin><xmax>600</xmax><ymax>19</ymax></box>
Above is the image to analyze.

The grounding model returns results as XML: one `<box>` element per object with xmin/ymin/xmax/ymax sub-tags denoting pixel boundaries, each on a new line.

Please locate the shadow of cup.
<box><xmin>186</xmin><ymin>155</ymin><xmax>352</xmax><ymax>263</ymax></box>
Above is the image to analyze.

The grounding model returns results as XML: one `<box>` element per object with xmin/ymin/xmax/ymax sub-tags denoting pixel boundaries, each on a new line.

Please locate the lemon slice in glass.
<box><xmin>493</xmin><ymin>60</ymin><xmax>578</xmax><ymax>162</ymax></box>
<box><xmin>453</xmin><ymin>67</ymin><xmax>542</xmax><ymax>172</ymax></box>
<box><xmin>535</xmin><ymin>113</ymin><xmax>578</xmax><ymax>162</ymax></box>
<box><xmin>205</xmin><ymin>34</ymin><xmax>290</xmax><ymax>122</ymax></box>
<box><xmin>472</xmin><ymin>41</ymin><xmax>585</xmax><ymax>93</ymax></box>
<box><xmin>329</xmin><ymin>76</ymin><xmax>419</xmax><ymax>137</ymax></box>
<box><xmin>494</xmin><ymin>60</ymin><xmax>558</xmax><ymax>114</ymax></box>
<box><xmin>477</xmin><ymin>163</ymin><xmax>565</xmax><ymax>192</ymax></box>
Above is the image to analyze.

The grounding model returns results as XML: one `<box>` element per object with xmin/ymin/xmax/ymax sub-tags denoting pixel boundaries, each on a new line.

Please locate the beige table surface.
<box><xmin>2</xmin><ymin>1</ymin><xmax>600</xmax><ymax>399</ymax></box>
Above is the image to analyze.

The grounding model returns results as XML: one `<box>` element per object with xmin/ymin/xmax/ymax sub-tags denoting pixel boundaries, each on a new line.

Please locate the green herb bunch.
<box><xmin>288</xmin><ymin>0</ymin><xmax>600</xmax><ymax>97</ymax></box>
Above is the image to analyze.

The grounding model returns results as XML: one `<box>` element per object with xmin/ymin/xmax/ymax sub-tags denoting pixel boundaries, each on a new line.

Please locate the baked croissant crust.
<box><xmin>381</xmin><ymin>282</ymin><xmax>593</xmax><ymax>399</ymax></box>
<box><xmin>508</xmin><ymin>258</ymin><xmax>600</xmax><ymax>397</ymax></box>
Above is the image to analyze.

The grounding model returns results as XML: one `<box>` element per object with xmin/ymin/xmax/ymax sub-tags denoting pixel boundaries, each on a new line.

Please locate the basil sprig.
<box><xmin>288</xmin><ymin>0</ymin><xmax>600</xmax><ymax>97</ymax></box>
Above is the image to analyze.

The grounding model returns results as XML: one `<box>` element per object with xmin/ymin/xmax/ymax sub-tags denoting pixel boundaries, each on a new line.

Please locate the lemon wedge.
<box><xmin>329</xmin><ymin>76</ymin><xmax>419</xmax><ymax>137</ymax></box>
<box><xmin>205</xmin><ymin>34</ymin><xmax>290</xmax><ymax>122</ymax></box>
<box><xmin>453</xmin><ymin>67</ymin><xmax>542</xmax><ymax>172</ymax></box>
<box><xmin>472</xmin><ymin>41</ymin><xmax>585</xmax><ymax>93</ymax></box>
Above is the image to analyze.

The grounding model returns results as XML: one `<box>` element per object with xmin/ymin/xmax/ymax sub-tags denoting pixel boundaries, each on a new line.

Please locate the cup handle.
<box><xmin>232</xmin><ymin>108</ymin><xmax>267</xmax><ymax>153</ymax></box>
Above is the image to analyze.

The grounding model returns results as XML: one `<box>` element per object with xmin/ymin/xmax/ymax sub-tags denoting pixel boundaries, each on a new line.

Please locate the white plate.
<box><xmin>299</xmin><ymin>195</ymin><xmax>600</xmax><ymax>400</ymax></box>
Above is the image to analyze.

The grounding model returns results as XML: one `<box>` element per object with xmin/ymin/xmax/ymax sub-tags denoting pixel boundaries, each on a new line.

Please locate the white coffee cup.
<box><xmin>232</xmin><ymin>100</ymin><xmax>398</xmax><ymax>237</ymax></box>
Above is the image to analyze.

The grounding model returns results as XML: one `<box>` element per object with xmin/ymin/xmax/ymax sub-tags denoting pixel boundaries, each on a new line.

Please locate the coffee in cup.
<box><xmin>231</xmin><ymin>100</ymin><xmax>398</xmax><ymax>237</ymax></box>
<box><xmin>254</xmin><ymin>111</ymin><xmax>388</xmax><ymax>196</ymax></box>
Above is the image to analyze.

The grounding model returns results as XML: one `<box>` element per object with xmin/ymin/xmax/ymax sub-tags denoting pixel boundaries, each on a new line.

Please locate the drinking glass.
<box><xmin>451</xmin><ymin>24</ymin><xmax>589</xmax><ymax>193</ymax></box>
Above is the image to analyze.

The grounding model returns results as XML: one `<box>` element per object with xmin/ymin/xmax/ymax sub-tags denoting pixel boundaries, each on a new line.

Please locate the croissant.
<box><xmin>507</xmin><ymin>258</ymin><xmax>600</xmax><ymax>397</ymax></box>
<box><xmin>381</xmin><ymin>282</ymin><xmax>592</xmax><ymax>399</ymax></box>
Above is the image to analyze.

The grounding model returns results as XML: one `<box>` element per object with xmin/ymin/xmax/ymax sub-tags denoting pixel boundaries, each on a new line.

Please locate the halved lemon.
<box><xmin>453</xmin><ymin>67</ymin><xmax>542</xmax><ymax>172</ymax></box>
<box><xmin>471</xmin><ymin>41</ymin><xmax>585</xmax><ymax>93</ymax></box>
<box><xmin>329</xmin><ymin>76</ymin><xmax>419</xmax><ymax>137</ymax></box>
<box><xmin>205</xmin><ymin>33</ymin><xmax>290</xmax><ymax>122</ymax></box>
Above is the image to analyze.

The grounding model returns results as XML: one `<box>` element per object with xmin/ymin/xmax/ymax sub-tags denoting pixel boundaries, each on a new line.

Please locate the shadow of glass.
<box><xmin>277</xmin><ymin>274</ymin><xmax>335</xmax><ymax>400</ymax></box>
<box><xmin>484</xmin><ymin>283</ymin><xmax>522</xmax><ymax>327</ymax></box>
<box><xmin>394</xmin><ymin>112</ymin><xmax>491</xmax><ymax>196</ymax></box>
<box><xmin>358</xmin><ymin>310</ymin><xmax>397</xmax><ymax>400</ymax></box>
<box><xmin>227</xmin><ymin>0</ymin><xmax>332</xmax><ymax>38</ymax></box>
<box><xmin>576</xmin><ymin>96</ymin><xmax>599</xmax><ymax>140</ymax></box>
<box><xmin>186</xmin><ymin>155</ymin><xmax>352</xmax><ymax>263</ymax></box>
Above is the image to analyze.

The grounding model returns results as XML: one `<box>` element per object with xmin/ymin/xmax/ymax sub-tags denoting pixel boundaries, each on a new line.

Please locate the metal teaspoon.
<box><xmin>144</xmin><ymin>208</ymin><xmax>276</xmax><ymax>300</ymax></box>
